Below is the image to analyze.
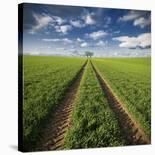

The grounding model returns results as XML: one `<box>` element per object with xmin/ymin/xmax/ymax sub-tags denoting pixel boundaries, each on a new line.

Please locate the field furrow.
<box><xmin>91</xmin><ymin>61</ymin><xmax>150</xmax><ymax>145</ymax></box>
<box><xmin>23</xmin><ymin>56</ymin><xmax>151</xmax><ymax>151</ymax></box>
<box><xmin>23</xmin><ymin>56</ymin><xmax>86</xmax><ymax>151</ymax></box>
<box><xmin>64</xmin><ymin>61</ymin><xmax>125</xmax><ymax>148</ymax></box>
<box><xmin>92</xmin><ymin>58</ymin><xmax>151</xmax><ymax>139</ymax></box>
<box><xmin>35</xmin><ymin>60</ymin><xmax>88</xmax><ymax>151</ymax></box>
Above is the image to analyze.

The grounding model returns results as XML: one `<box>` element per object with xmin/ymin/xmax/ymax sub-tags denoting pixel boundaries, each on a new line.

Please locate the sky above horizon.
<box><xmin>22</xmin><ymin>3</ymin><xmax>151</xmax><ymax>57</ymax></box>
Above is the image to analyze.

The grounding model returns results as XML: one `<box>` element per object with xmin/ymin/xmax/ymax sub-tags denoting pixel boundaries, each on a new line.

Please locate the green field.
<box><xmin>64</xmin><ymin>62</ymin><xmax>125</xmax><ymax>148</ymax></box>
<box><xmin>22</xmin><ymin>56</ymin><xmax>151</xmax><ymax>150</ymax></box>
<box><xmin>23</xmin><ymin>56</ymin><xmax>86</xmax><ymax>149</ymax></box>
<box><xmin>92</xmin><ymin>58</ymin><xmax>151</xmax><ymax>138</ymax></box>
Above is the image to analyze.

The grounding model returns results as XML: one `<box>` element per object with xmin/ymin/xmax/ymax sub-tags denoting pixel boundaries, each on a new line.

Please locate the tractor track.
<box><xmin>90</xmin><ymin>61</ymin><xmax>150</xmax><ymax>145</ymax></box>
<box><xmin>36</xmin><ymin>61</ymin><xmax>87</xmax><ymax>151</ymax></box>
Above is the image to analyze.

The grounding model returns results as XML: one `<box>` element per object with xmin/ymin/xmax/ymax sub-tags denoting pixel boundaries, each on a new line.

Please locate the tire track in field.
<box><xmin>36</xmin><ymin>60</ymin><xmax>88</xmax><ymax>151</ymax></box>
<box><xmin>90</xmin><ymin>61</ymin><xmax>150</xmax><ymax>145</ymax></box>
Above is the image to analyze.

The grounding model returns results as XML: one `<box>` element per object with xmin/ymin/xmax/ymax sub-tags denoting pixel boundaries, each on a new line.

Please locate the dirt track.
<box><xmin>90</xmin><ymin>61</ymin><xmax>150</xmax><ymax>145</ymax></box>
<box><xmin>36</xmin><ymin>61</ymin><xmax>87</xmax><ymax>151</ymax></box>
<box><xmin>35</xmin><ymin>59</ymin><xmax>150</xmax><ymax>151</ymax></box>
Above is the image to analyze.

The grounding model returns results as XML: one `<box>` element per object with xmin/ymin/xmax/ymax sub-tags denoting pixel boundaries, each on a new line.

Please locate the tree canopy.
<box><xmin>85</xmin><ymin>51</ymin><xmax>94</xmax><ymax>58</ymax></box>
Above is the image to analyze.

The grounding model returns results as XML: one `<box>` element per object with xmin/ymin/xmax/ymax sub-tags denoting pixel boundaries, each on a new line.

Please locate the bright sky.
<box><xmin>22</xmin><ymin>3</ymin><xmax>151</xmax><ymax>57</ymax></box>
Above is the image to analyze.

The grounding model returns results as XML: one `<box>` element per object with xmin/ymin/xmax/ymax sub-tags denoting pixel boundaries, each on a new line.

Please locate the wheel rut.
<box><xmin>90</xmin><ymin>61</ymin><xmax>150</xmax><ymax>145</ymax></box>
<box><xmin>36</xmin><ymin>61</ymin><xmax>87</xmax><ymax>151</ymax></box>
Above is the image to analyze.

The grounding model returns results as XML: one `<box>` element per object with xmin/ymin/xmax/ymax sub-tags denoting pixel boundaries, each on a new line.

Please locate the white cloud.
<box><xmin>55</xmin><ymin>25</ymin><xmax>72</xmax><ymax>34</ymax></box>
<box><xmin>82</xmin><ymin>12</ymin><xmax>96</xmax><ymax>25</ymax></box>
<box><xmin>30</xmin><ymin>13</ymin><xmax>53</xmax><ymax>33</ymax></box>
<box><xmin>45</xmin><ymin>31</ymin><xmax>50</xmax><ymax>35</ymax></box>
<box><xmin>53</xmin><ymin>16</ymin><xmax>65</xmax><ymax>25</ymax></box>
<box><xmin>133</xmin><ymin>17</ymin><xmax>151</xmax><ymax>28</ymax></box>
<box><xmin>42</xmin><ymin>38</ymin><xmax>60</xmax><ymax>42</ymax></box>
<box><xmin>86</xmin><ymin>30</ymin><xmax>108</xmax><ymax>40</ymax></box>
<box><xmin>96</xmin><ymin>40</ymin><xmax>105</xmax><ymax>46</ymax></box>
<box><xmin>62</xmin><ymin>38</ymin><xmax>73</xmax><ymax>43</ymax></box>
<box><xmin>29</xmin><ymin>13</ymin><xmax>71</xmax><ymax>34</ymax></box>
<box><xmin>86</xmin><ymin>14</ymin><xmax>95</xmax><ymax>25</ymax></box>
<box><xmin>138</xmin><ymin>33</ymin><xmax>151</xmax><ymax>48</ymax></box>
<box><xmin>77</xmin><ymin>38</ymin><xmax>84</xmax><ymax>42</ymax></box>
<box><xmin>119</xmin><ymin>11</ymin><xmax>142</xmax><ymax>22</ymax></box>
<box><xmin>42</xmin><ymin>38</ymin><xmax>72</xmax><ymax>43</ymax></box>
<box><xmin>29</xmin><ymin>51</ymin><xmax>41</xmax><ymax>55</ymax></box>
<box><xmin>113</xmin><ymin>33</ymin><xmax>151</xmax><ymax>49</ymax></box>
<box><xmin>80</xmin><ymin>42</ymin><xmax>88</xmax><ymax>47</ymax></box>
<box><xmin>119</xmin><ymin>11</ymin><xmax>151</xmax><ymax>28</ymax></box>
<box><xmin>56</xmin><ymin>47</ymin><xmax>66</xmax><ymax>50</ymax></box>
<box><xmin>114</xmin><ymin>30</ymin><xmax>120</xmax><ymax>34</ymax></box>
<box><xmin>70</xmin><ymin>20</ymin><xmax>85</xmax><ymax>28</ymax></box>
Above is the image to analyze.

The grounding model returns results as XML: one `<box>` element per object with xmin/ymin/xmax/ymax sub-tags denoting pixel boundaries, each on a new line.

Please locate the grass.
<box><xmin>23</xmin><ymin>56</ymin><xmax>86</xmax><ymax>150</ymax></box>
<box><xmin>22</xmin><ymin>56</ymin><xmax>151</xmax><ymax>150</ymax></box>
<box><xmin>64</xmin><ymin>61</ymin><xmax>125</xmax><ymax>149</ymax></box>
<box><xmin>92</xmin><ymin>57</ymin><xmax>151</xmax><ymax>138</ymax></box>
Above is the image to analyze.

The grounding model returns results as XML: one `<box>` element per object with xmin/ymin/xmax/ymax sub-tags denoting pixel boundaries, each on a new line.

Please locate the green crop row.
<box><xmin>92</xmin><ymin>58</ymin><xmax>151</xmax><ymax>138</ymax></box>
<box><xmin>64</xmin><ymin>61</ymin><xmax>125</xmax><ymax>149</ymax></box>
<box><xmin>23</xmin><ymin>56</ymin><xmax>86</xmax><ymax>150</ymax></box>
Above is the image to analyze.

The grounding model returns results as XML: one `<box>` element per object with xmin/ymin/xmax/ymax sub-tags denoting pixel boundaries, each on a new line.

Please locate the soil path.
<box><xmin>36</xmin><ymin>61</ymin><xmax>87</xmax><ymax>151</ymax></box>
<box><xmin>90</xmin><ymin>61</ymin><xmax>150</xmax><ymax>145</ymax></box>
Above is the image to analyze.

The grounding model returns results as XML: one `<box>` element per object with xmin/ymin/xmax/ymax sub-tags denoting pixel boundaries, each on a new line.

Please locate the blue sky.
<box><xmin>22</xmin><ymin>3</ymin><xmax>151</xmax><ymax>57</ymax></box>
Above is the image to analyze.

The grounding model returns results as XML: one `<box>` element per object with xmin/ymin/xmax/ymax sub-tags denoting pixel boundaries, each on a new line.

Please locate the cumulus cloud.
<box><xmin>119</xmin><ymin>11</ymin><xmax>151</xmax><ymax>28</ymax></box>
<box><xmin>96</xmin><ymin>40</ymin><xmax>105</xmax><ymax>46</ymax></box>
<box><xmin>29</xmin><ymin>51</ymin><xmax>41</xmax><ymax>55</ymax></box>
<box><xmin>114</xmin><ymin>30</ymin><xmax>120</xmax><ymax>34</ymax></box>
<box><xmin>82</xmin><ymin>12</ymin><xmax>96</xmax><ymax>25</ymax></box>
<box><xmin>42</xmin><ymin>38</ymin><xmax>73</xmax><ymax>43</ymax></box>
<box><xmin>86</xmin><ymin>30</ymin><xmax>108</xmax><ymax>40</ymax></box>
<box><xmin>29</xmin><ymin>13</ymin><xmax>71</xmax><ymax>34</ymax></box>
<box><xmin>42</xmin><ymin>38</ymin><xmax>60</xmax><ymax>42</ymax></box>
<box><xmin>55</xmin><ymin>25</ymin><xmax>72</xmax><ymax>34</ymax></box>
<box><xmin>119</xmin><ymin>11</ymin><xmax>142</xmax><ymax>22</ymax></box>
<box><xmin>86</xmin><ymin>14</ymin><xmax>95</xmax><ymax>25</ymax></box>
<box><xmin>70</xmin><ymin>20</ymin><xmax>85</xmax><ymax>28</ymax></box>
<box><xmin>70</xmin><ymin>11</ymin><xmax>96</xmax><ymax>28</ymax></box>
<box><xmin>62</xmin><ymin>38</ymin><xmax>73</xmax><ymax>43</ymax></box>
<box><xmin>113</xmin><ymin>33</ymin><xmax>151</xmax><ymax>49</ymax></box>
<box><xmin>133</xmin><ymin>17</ymin><xmax>151</xmax><ymax>28</ymax></box>
<box><xmin>80</xmin><ymin>42</ymin><xmax>88</xmax><ymax>47</ymax></box>
<box><xmin>29</xmin><ymin>13</ymin><xmax>53</xmax><ymax>34</ymax></box>
<box><xmin>77</xmin><ymin>38</ymin><xmax>84</xmax><ymax>42</ymax></box>
<box><xmin>53</xmin><ymin>16</ymin><xmax>66</xmax><ymax>25</ymax></box>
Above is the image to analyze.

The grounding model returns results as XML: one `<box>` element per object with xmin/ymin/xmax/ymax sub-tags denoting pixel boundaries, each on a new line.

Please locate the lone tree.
<box><xmin>85</xmin><ymin>51</ymin><xmax>94</xmax><ymax>58</ymax></box>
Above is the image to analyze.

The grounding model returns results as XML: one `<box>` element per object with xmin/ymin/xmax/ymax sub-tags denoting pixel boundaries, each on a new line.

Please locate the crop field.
<box><xmin>64</xmin><ymin>62</ymin><xmax>125</xmax><ymax>148</ymax></box>
<box><xmin>92</xmin><ymin>58</ymin><xmax>151</xmax><ymax>138</ymax></box>
<box><xmin>23</xmin><ymin>56</ymin><xmax>86</xmax><ymax>149</ymax></box>
<box><xmin>22</xmin><ymin>56</ymin><xmax>151</xmax><ymax>151</ymax></box>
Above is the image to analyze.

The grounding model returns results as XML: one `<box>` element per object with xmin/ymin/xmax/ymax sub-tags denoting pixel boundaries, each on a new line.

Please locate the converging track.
<box><xmin>90</xmin><ymin>61</ymin><xmax>150</xmax><ymax>145</ymax></box>
<box><xmin>36</xmin><ymin>59</ymin><xmax>150</xmax><ymax>151</ymax></box>
<box><xmin>36</xmin><ymin>61</ymin><xmax>88</xmax><ymax>151</ymax></box>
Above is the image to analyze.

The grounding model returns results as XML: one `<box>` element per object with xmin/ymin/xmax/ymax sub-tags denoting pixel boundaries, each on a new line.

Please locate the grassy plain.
<box><xmin>23</xmin><ymin>56</ymin><xmax>86</xmax><ymax>149</ymax></box>
<box><xmin>64</xmin><ymin>62</ymin><xmax>125</xmax><ymax>148</ymax></box>
<box><xmin>23</xmin><ymin>56</ymin><xmax>151</xmax><ymax>150</ymax></box>
<box><xmin>92</xmin><ymin>57</ymin><xmax>151</xmax><ymax>138</ymax></box>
